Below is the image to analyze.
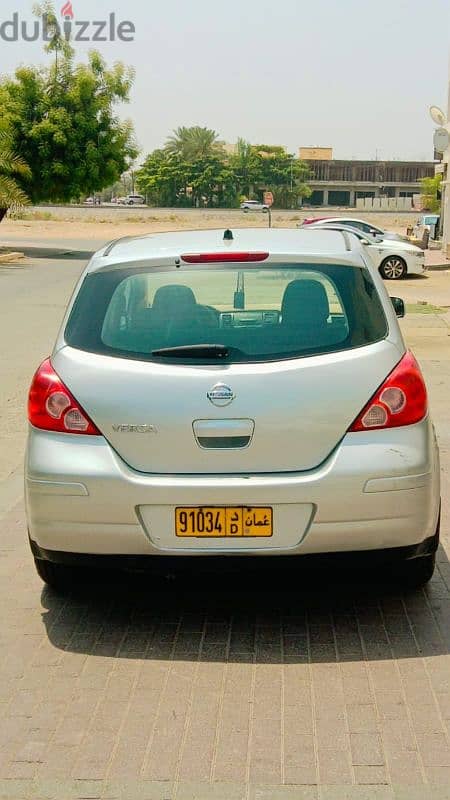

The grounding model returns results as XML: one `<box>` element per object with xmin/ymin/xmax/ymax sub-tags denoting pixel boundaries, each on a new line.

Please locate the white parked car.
<box><xmin>26</xmin><ymin>228</ymin><xmax>440</xmax><ymax>591</ymax></box>
<box><xmin>118</xmin><ymin>194</ymin><xmax>146</xmax><ymax>206</ymax></box>
<box><xmin>301</xmin><ymin>216</ymin><xmax>409</xmax><ymax>242</ymax></box>
<box><xmin>303</xmin><ymin>222</ymin><xmax>426</xmax><ymax>279</ymax></box>
<box><xmin>240</xmin><ymin>200</ymin><xmax>269</xmax><ymax>213</ymax></box>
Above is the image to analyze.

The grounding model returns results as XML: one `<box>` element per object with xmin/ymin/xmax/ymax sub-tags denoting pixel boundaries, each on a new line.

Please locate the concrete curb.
<box><xmin>426</xmin><ymin>262</ymin><xmax>450</xmax><ymax>271</ymax></box>
<box><xmin>1</xmin><ymin>244</ymin><xmax>94</xmax><ymax>260</ymax></box>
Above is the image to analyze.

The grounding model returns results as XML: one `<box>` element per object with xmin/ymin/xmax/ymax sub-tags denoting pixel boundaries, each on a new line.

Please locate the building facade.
<box><xmin>300</xmin><ymin>151</ymin><xmax>435</xmax><ymax>207</ymax></box>
<box><xmin>299</xmin><ymin>146</ymin><xmax>333</xmax><ymax>161</ymax></box>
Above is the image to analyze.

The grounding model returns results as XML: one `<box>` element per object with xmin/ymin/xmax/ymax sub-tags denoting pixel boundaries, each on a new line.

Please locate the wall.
<box><xmin>356</xmin><ymin>197</ymin><xmax>413</xmax><ymax>211</ymax></box>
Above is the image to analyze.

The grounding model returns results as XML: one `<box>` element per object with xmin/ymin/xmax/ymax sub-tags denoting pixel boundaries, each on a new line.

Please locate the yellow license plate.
<box><xmin>175</xmin><ymin>507</ymin><xmax>273</xmax><ymax>537</ymax></box>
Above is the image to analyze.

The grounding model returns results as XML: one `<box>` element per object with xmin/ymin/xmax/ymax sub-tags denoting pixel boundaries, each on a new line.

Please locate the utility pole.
<box><xmin>442</xmin><ymin>61</ymin><xmax>450</xmax><ymax>256</ymax></box>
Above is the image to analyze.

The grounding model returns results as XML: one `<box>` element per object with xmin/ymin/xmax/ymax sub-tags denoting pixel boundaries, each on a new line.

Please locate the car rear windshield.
<box><xmin>64</xmin><ymin>263</ymin><xmax>388</xmax><ymax>363</ymax></box>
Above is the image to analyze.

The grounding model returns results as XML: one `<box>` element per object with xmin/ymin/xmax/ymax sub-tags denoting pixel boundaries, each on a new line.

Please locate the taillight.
<box><xmin>28</xmin><ymin>359</ymin><xmax>100</xmax><ymax>435</ymax></box>
<box><xmin>349</xmin><ymin>351</ymin><xmax>427</xmax><ymax>432</ymax></box>
<box><xmin>180</xmin><ymin>252</ymin><xmax>269</xmax><ymax>263</ymax></box>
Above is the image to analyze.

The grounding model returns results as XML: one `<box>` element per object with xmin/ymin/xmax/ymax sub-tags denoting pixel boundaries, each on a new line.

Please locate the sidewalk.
<box><xmin>425</xmin><ymin>249</ymin><xmax>450</xmax><ymax>270</ymax></box>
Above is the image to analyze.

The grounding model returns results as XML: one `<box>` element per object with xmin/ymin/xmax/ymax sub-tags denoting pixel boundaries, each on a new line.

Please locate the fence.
<box><xmin>356</xmin><ymin>197</ymin><xmax>413</xmax><ymax>211</ymax></box>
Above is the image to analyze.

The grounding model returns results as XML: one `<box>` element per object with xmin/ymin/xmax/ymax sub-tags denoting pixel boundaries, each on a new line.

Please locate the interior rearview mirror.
<box><xmin>391</xmin><ymin>297</ymin><xmax>405</xmax><ymax>318</ymax></box>
<box><xmin>233</xmin><ymin>290</ymin><xmax>245</xmax><ymax>309</ymax></box>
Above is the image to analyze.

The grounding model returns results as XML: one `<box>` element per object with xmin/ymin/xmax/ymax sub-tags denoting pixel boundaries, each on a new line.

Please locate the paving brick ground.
<box><xmin>0</xmin><ymin>467</ymin><xmax>449</xmax><ymax>800</ymax></box>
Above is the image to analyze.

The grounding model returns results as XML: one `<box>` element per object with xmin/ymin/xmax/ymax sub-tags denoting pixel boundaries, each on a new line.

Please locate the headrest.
<box><xmin>152</xmin><ymin>284</ymin><xmax>197</xmax><ymax>314</ymax></box>
<box><xmin>281</xmin><ymin>279</ymin><xmax>330</xmax><ymax>326</ymax></box>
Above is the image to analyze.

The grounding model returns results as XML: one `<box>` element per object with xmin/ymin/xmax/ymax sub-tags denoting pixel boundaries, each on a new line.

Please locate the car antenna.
<box><xmin>223</xmin><ymin>229</ymin><xmax>233</xmax><ymax>240</ymax></box>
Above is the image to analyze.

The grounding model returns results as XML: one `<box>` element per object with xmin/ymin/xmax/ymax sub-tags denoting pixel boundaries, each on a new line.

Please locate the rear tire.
<box><xmin>397</xmin><ymin>508</ymin><xmax>440</xmax><ymax>589</ymax></box>
<box><xmin>380</xmin><ymin>256</ymin><xmax>407</xmax><ymax>280</ymax></box>
<box><xmin>34</xmin><ymin>558</ymin><xmax>73</xmax><ymax>592</ymax></box>
<box><xmin>398</xmin><ymin>553</ymin><xmax>436</xmax><ymax>589</ymax></box>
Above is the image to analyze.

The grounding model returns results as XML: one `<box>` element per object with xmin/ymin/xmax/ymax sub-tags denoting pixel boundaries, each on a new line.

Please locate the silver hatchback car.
<box><xmin>26</xmin><ymin>228</ymin><xmax>440</xmax><ymax>590</ymax></box>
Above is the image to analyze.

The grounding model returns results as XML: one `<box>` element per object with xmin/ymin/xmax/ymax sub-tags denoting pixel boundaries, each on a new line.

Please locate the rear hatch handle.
<box><xmin>193</xmin><ymin>419</ymin><xmax>255</xmax><ymax>449</ymax></box>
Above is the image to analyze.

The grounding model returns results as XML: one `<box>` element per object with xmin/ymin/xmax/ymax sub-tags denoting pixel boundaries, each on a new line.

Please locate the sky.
<box><xmin>1</xmin><ymin>0</ymin><xmax>449</xmax><ymax>163</ymax></box>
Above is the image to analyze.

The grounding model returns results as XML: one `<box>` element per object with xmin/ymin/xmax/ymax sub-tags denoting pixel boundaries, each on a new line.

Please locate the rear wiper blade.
<box><xmin>152</xmin><ymin>343</ymin><xmax>234</xmax><ymax>358</ymax></box>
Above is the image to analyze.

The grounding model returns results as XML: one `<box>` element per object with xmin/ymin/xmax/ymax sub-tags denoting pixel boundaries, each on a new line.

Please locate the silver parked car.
<box><xmin>26</xmin><ymin>228</ymin><xmax>440</xmax><ymax>590</ymax></box>
<box><xmin>301</xmin><ymin>216</ymin><xmax>409</xmax><ymax>242</ymax></box>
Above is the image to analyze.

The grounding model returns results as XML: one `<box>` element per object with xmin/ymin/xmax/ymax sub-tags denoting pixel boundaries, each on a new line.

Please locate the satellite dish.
<box><xmin>429</xmin><ymin>105</ymin><xmax>446</xmax><ymax>126</ymax></box>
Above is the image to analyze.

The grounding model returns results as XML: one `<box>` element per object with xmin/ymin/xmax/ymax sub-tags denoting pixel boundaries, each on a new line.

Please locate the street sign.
<box><xmin>263</xmin><ymin>191</ymin><xmax>274</xmax><ymax>207</ymax></box>
<box><xmin>433</xmin><ymin>127</ymin><xmax>449</xmax><ymax>154</ymax></box>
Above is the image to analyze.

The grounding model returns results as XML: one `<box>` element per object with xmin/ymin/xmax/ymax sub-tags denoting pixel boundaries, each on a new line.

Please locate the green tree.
<box><xmin>189</xmin><ymin>154</ymin><xmax>235</xmax><ymax>207</ymax></box>
<box><xmin>165</xmin><ymin>126</ymin><xmax>224</xmax><ymax>161</ymax></box>
<box><xmin>229</xmin><ymin>138</ymin><xmax>262</xmax><ymax>199</ymax></box>
<box><xmin>33</xmin><ymin>1</ymin><xmax>73</xmax><ymax>66</ymax></box>
<box><xmin>137</xmin><ymin>135</ymin><xmax>312</xmax><ymax>209</ymax></box>
<box><xmin>0</xmin><ymin>3</ymin><xmax>138</xmax><ymax>203</ymax></box>
<box><xmin>137</xmin><ymin>150</ymin><xmax>191</xmax><ymax>207</ymax></box>
<box><xmin>137</xmin><ymin>147</ymin><xmax>234</xmax><ymax>208</ymax></box>
<box><xmin>252</xmin><ymin>145</ymin><xmax>311</xmax><ymax>208</ymax></box>
<box><xmin>0</xmin><ymin>123</ymin><xmax>30</xmax><ymax>223</ymax></box>
<box><xmin>420</xmin><ymin>174</ymin><xmax>442</xmax><ymax>213</ymax></box>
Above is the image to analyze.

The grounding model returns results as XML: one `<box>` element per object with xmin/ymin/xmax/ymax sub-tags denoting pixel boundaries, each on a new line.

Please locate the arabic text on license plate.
<box><xmin>175</xmin><ymin>507</ymin><xmax>273</xmax><ymax>537</ymax></box>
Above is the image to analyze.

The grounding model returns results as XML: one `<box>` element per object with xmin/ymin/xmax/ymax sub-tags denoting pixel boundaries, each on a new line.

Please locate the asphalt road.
<box><xmin>0</xmin><ymin>237</ymin><xmax>106</xmax><ymax>257</ymax></box>
<box><xmin>20</xmin><ymin>205</ymin><xmax>422</xmax><ymax>217</ymax></box>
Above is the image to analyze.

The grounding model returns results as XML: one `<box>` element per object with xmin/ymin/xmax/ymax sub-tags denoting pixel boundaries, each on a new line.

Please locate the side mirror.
<box><xmin>391</xmin><ymin>297</ymin><xmax>405</xmax><ymax>318</ymax></box>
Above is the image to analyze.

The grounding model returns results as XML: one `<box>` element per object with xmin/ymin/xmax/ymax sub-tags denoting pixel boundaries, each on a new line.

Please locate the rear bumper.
<box><xmin>30</xmin><ymin>530</ymin><xmax>440</xmax><ymax>571</ymax></box>
<box><xmin>25</xmin><ymin>418</ymin><xmax>440</xmax><ymax>558</ymax></box>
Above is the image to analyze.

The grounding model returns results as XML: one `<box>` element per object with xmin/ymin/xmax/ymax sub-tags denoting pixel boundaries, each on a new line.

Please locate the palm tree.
<box><xmin>165</xmin><ymin>126</ymin><xmax>190</xmax><ymax>158</ymax></box>
<box><xmin>0</xmin><ymin>128</ymin><xmax>30</xmax><ymax>223</ymax></box>
<box><xmin>165</xmin><ymin>126</ymin><xmax>223</xmax><ymax>161</ymax></box>
<box><xmin>232</xmin><ymin>138</ymin><xmax>260</xmax><ymax>198</ymax></box>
